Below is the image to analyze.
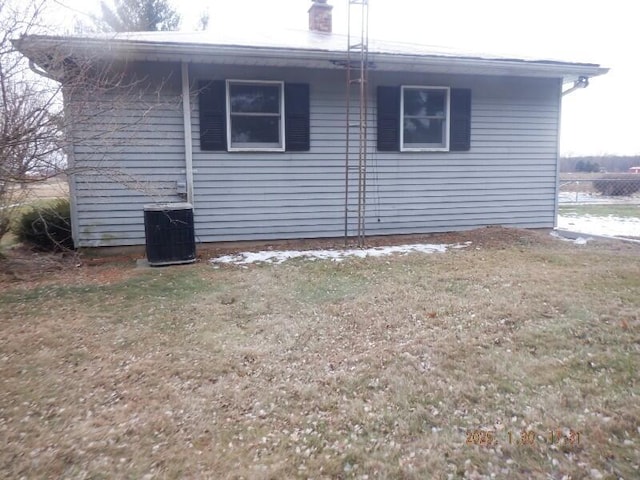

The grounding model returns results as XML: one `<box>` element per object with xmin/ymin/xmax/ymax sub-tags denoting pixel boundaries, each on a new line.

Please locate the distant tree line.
<box><xmin>560</xmin><ymin>156</ymin><xmax>640</xmax><ymax>173</ymax></box>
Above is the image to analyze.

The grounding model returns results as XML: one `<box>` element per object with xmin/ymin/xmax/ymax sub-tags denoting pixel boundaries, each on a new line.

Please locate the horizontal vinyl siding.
<box><xmin>191</xmin><ymin>67</ymin><xmax>560</xmax><ymax>242</ymax></box>
<box><xmin>193</xmin><ymin>74</ymin><xmax>357</xmax><ymax>240</ymax></box>
<box><xmin>68</xmin><ymin>63</ymin><xmax>187</xmax><ymax>246</ymax></box>
<box><xmin>69</xmin><ymin>62</ymin><xmax>561</xmax><ymax>246</ymax></box>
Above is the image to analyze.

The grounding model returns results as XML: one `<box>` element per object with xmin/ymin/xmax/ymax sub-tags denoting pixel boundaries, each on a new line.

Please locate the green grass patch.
<box><xmin>0</xmin><ymin>267</ymin><xmax>212</xmax><ymax>312</ymax></box>
<box><xmin>292</xmin><ymin>261</ymin><xmax>372</xmax><ymax>304</ymax></box>
<box><xmin>559</xmin><ymin>204</ymin><xmax>640</xmax><ymax>218</ymax></box>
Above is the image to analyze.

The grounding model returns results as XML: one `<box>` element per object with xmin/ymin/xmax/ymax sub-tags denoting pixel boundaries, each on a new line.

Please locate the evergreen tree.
<box><xmin>98</xmin><ymin>0</ymin><xmax>180</xmax><ymax>32</ymax></box>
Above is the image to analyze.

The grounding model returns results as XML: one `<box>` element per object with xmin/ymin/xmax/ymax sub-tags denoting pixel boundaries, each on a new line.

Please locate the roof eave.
<box><xmin>14</xmin><ymin>36</ymin><xmax>609</xmax><ymax>81</ymax></box>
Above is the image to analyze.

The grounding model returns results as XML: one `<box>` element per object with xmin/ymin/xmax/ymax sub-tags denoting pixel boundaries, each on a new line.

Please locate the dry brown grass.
<box><xmin>13</xmin><ymin>177</ymin><xmax>69</xmax><ymax>202</ymax></box>
<box><xmin>1</xmin><ymin>228</ymin><xmax>639</xmax><ymax>479</ymax></box>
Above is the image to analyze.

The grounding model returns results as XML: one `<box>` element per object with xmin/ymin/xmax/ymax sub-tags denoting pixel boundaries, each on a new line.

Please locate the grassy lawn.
<box><xmin>559</xmin><ymin>204</ymin><xmax>640</xmax><ymax>219</ymax></box>
<box><xmin>1</xmin><ymin>229</ymin><xmax>639</xmax><ymax>479</ymax></box>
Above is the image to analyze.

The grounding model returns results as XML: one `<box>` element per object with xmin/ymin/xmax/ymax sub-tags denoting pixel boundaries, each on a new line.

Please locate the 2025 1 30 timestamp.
<box><xmin>466</xmin><ymin>429</ymin><xmax>581</xmax><ymax>447</ymax></box>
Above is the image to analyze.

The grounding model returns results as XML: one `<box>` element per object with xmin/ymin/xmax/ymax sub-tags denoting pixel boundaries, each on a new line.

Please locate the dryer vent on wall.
<box><xmin>143</xmin><ymin>203</ymin><xmax>196</xmax><ymax>266</ymax></box>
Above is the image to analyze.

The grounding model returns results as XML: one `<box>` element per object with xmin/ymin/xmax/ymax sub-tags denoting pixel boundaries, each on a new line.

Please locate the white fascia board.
<box><xmin>16</xmin><ymin>36</ymin><xmax>609</xmax><ymax>81</ymax></box>
<box><xmin>373</xmin><ymin>54</ymin><xmax>608</xmax><ymax>79</ymax></box>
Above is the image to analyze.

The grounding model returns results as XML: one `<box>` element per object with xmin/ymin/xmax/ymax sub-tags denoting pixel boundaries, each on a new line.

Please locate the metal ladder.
<box><xmin>344</xmin><ymin>0</ymin><xmax>370</xmax><ymax>247</ymax></box>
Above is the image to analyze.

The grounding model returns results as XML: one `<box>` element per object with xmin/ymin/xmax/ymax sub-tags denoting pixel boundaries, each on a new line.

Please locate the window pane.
<box><xmin>229</xmin><ymin>84</ymin><xmax>280</xmax><ymax>114</ymax></box>
<box><xmin>230</xmin><ymin>116</ymin><xmax>280</xmax><ymax>145</ymax></box>
<box><xmin>404</xmin><ymin>89</ymin><xmax>446</xmax><ymax>117</ymax></box>
<box><xmin>403</xmin><ymin>118</ymin><xmax>445</xmax><ymax>146</ymax></box>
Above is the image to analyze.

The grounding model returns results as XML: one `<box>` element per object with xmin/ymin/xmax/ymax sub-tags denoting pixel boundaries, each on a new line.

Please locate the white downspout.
<box><xmin>554</xmin><ymin>78</ymin><xmax>563</xmax><ymax>229</ymax></box>
<box><xmin>556</xmin><ymin>75</ymin><xmax>589</xmax><ymax>227</ymax></box>
<box><xmin>562</xmin><ymin>76</ymin><xmax>589</xmax><ymax>96</ymax></box>
<box><xmin>181</xmin><ymin>62</ymin><xmax>195</xmax><ymax>205</ymax></box>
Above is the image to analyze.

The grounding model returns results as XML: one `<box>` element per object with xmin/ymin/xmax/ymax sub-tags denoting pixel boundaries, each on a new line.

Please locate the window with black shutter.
<box><xmin>227</xmin><ymin>80</ymin><xmax>284</xmax><ymax>151</ymax></box>
<box><xmin>377</xmin><ymin>85</ymin><xmax>471</xmax><ymax>152</ymax></box>
<box><xmin>199</xmin><ymin>80</ymin><xmax>310</xmax><ymax>152</ymax></box>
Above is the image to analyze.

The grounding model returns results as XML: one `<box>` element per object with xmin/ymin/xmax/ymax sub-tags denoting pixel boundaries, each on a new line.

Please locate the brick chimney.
<box><xmin>309</xmin><ymin>0</ymin><xmax>333</xmax><ymax>33</ymax></box>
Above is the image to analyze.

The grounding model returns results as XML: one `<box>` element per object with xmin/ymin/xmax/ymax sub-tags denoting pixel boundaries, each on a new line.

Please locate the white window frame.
<box><xmin>226</xmin><ymin>79</ymin><xmax>285</xmax><ymax>152</ymax></box>
<box><xmin>400</xmin><ymin>85</ymin><xmax>451</xmax><ymax>152</ymax></box>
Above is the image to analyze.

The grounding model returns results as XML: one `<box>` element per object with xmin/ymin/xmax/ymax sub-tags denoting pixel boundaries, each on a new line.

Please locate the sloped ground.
<box><xmin>1</xmin><ymin>228</ymin><xmax>639</xmax><ymax>479</ymax></box>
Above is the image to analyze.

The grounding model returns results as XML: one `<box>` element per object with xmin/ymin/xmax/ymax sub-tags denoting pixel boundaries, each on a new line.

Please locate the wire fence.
<box><xmin>557</xmin><ymin>175</ymin><xmax>640</xmax><ymax>238</ymax></box>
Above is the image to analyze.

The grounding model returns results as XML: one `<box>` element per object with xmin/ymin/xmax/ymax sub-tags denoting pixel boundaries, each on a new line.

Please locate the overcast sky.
<box><xmin>55</xmin><ymin>0</ymin><xmax>640</xmax><ymax>156</ymax></box>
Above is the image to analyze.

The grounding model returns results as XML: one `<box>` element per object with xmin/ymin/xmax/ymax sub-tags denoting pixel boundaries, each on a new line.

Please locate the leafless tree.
<box><xmin>0</xmin><ymin>0</ymin><xmax>63</xmax><ymax>239</ymax></box>
<box><xmin>1</xmin><ymin>0</ymin><xmax>184</xmax><ymax>244</ymax></box>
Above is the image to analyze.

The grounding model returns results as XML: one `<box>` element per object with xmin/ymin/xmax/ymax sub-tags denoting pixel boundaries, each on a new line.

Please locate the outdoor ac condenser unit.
<box><xmin>143</xmin><ymin>203</ymin><xmax>196</xmax><ymax>266</ymax></box>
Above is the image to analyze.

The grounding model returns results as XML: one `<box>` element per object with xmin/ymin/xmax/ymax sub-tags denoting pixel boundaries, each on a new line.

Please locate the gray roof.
<box><xmin>14</xmin><ymin>28</ymin><xmax>608</xmax><ymax>81</ymax></box>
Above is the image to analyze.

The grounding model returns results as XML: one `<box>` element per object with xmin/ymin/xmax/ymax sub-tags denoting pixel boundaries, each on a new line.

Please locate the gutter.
<box><xmin>14</xmin><ymin>36</ymin><xmax>609</xmax><ymax>81</ymax></box>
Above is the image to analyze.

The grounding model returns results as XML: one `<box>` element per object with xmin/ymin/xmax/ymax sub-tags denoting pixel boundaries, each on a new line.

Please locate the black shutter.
<box><xmin>198</xmin><ymin>80</ymin><xmax>226</xmax><ymax>151</ymax></box>
<box><xmin>285</xmin><ymin>83</ymin><xmax>310</xmax><ymax>151</ymax></box>
<box><xmin>450</xmin><ymin>88</ymin><xmax>472</xmax><ymax>151</ymax></box>
<box><xmin>377</xmin><ymin>86</ymin><xmax>401</xmax><ymax>151</ymax></box>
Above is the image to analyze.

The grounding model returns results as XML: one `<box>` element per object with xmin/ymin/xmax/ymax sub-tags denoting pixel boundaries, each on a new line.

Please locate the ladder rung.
<box><xmin>349</xmin><ymin>43</ymin><xmax>363</xmax><ymax>50</ymax></box>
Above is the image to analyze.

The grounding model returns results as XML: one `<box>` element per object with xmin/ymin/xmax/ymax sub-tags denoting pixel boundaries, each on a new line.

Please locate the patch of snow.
<box><xmin>210</xmin><ymin>242</ymin><xmax>471</xmax><ymax>265</ymax></box>
<box><xmin>558</xmin><ymin>192</ymin><xmax>639</xmax><ymax>205</ymax></box>
<box><xmin>550</xmin><ymin>231</ymin><xmax>592</xmax><ymax>245</ymax></box>
<box><xmin>0</xmin><ymin>203</ymin><xmax>23</xmax><ymax>211</ymax></box>
<box><xmin>557</xmin><ymin>215</ymin><xmax>640</xmax><ymax>238</ymax></box>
